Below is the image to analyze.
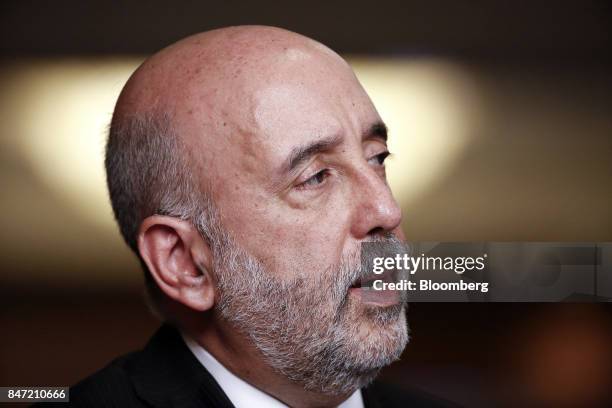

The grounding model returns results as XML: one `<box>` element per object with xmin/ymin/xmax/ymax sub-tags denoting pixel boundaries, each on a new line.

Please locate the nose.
<box><xmin>350</xmin><ymin>166</ymin><xmax>403</xmax><ymax>239</ymax></box>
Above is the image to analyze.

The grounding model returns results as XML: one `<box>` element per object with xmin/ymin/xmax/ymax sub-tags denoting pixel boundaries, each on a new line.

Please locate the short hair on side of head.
<box><xmin>104</xmin><ymin>112</ymin><xmax>219</xmax><ymax>320</ymax></box>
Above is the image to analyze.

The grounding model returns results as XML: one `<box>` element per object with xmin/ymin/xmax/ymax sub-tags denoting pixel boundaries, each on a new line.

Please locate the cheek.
<box><xmin>270</xmin><ymin>213</ymin><xmax>353</xmax><ymax>279</ymax></box>
<box><xmin>218</xmin><ymin>184</ymin><xmax>355</xmax><ymax>277</ymax></box>
<box><xmin>257</xmin><ymin>222</ymin><xmax>340</xmax><ymax>279</ymax></box>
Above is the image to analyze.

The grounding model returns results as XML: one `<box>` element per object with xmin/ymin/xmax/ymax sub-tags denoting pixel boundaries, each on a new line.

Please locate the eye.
<box><xmin>368</xmin><ymin>151</ymin><xmax>391</xmax><ymax>166</ymax></box>
<box><xmin>296</xmin><ymin>169</ymin><xmax>330</xmax><ymax>190</ymax></box>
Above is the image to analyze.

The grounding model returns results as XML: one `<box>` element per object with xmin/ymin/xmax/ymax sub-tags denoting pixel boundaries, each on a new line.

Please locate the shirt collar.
<box><xmin>181</xmin><ymin>332</ymin><xmax>364</xmax><ymax>408</ymax></box>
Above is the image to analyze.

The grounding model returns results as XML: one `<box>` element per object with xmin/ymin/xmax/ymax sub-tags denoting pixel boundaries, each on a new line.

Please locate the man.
<box><xmin>59</xmin><ymin>26</ymin><xmax>449</xmax><ymax>407</ymax></box>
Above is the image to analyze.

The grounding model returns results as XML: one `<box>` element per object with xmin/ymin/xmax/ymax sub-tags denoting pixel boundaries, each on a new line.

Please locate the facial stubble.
<box><xmin>211</xmin><ymin>232</ymin><xmax>409</xmax><ymax>395</ymax></box>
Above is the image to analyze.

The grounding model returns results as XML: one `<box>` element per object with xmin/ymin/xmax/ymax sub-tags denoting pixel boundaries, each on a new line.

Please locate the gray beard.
<box><xmin>211</xmin><ymin>233</ymin><xmax>409</xmax><ymax>396</ymax></box>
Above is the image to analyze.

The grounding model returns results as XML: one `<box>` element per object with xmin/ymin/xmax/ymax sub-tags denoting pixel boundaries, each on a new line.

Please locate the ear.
<box><xmin>137</xmin><ymin>215</ymin><xmax>215</xmax><ymax>312</ymax></box>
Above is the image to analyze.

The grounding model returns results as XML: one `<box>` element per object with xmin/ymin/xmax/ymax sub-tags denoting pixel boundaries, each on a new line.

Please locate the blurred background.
<box><xmin>1</xmin><ymin>1</ymin><xmax>611</xmax><ymax>406</ymax></box>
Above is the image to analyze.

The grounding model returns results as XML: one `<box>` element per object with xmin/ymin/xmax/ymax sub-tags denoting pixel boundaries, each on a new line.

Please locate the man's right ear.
<box><xmin>137</xmin><ymin>215</ymin><xmax>216</xmax><ymax>312</ymax></box>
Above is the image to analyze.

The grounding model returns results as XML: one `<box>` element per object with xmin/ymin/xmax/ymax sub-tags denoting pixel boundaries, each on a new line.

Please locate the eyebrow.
<box><xmin>284</xmin><ymin>133</ymin><xmax>343</xmax><ymax>174</ymax></box>
<box><xmin>282</xmin><ymin>120</ymin><xmax>388</xmax><ymax>175</ymax></box>
<box><xmin>364</xmin><ymin>121</ymin><xmax>388</xmax><ymax>142</ymax></box>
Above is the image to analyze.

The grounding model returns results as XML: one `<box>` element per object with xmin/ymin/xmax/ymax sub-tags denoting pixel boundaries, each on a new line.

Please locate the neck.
<box><xmin>180</xmin><ymin>313</ymin><xmax>354</xmax><ymax>408</ymax></box>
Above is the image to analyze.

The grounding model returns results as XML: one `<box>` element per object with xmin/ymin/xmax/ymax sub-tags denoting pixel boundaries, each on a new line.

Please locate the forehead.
<box><xmin>253</xmin><ymin>61</ymin><xmax>378</xmax><ymax>152</ymax></box>
<box><xmin>254</xmin><ymin>83</ymin><xmax>343</xmax><ymax>149</ymax></box>
<box><xmin>180</xmin><ymin>49</ymin><xmax>381</xmax><ymax>190</ymax></box>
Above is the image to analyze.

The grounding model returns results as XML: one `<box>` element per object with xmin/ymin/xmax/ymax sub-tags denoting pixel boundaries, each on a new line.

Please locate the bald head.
<box><xmin>114</xmin><ymin>25</ymin><xmax>349</xmax><ymax>125</ymax></box>
<box><xmin>107</xmin><ymin>25</ymin><xmax>379</xmax><ymax>249</ymax></box>
<box><xmin>107</xmin><ymin>24</ymin><xmax>397</xmax><ymax>290</ymax></box>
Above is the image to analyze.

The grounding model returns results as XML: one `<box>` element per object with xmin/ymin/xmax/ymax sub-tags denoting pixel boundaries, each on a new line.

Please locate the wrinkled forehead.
<box><xmin>176</xmin><ymin>46</ymin><xmax>380</xmax><ymax>189</ymax></box>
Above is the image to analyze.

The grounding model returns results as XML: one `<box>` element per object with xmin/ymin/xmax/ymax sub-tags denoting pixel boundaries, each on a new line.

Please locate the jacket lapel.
<box><xmin>361</xmin><ymin>385</ymin><xmax>383</xmax><ymax>408</ymax></box>
<box><xmin>126</xmin><ymin>324</ymin><xmax>235</xmax><ymax>408</ymax></box>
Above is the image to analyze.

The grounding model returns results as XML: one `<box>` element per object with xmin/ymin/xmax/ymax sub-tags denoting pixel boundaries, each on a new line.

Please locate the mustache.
<box><xmin>325</xmin><ymin>234</ymin><xmax>409</xmax><ymax>318</ymax></box>
<box><xmin>336</xmin><ymin>234</ymin><xmax>410</xmax><ymax>292</ymax></box>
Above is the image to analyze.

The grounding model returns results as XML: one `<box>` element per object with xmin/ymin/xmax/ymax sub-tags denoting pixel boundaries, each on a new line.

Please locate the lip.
<box><xmin>349</xmin><ymin>286</ymin><xmax>400</xmax><ymax>307</ymax></box>
<box><xmin>350</xmin><ymin>269</ymin><xmax>395</xmax><ymax>289</ymax></box>
<box><xmin>348</xmin><ymin>267</ymin><xmax>401</xmax><ymax>306</ymax></box>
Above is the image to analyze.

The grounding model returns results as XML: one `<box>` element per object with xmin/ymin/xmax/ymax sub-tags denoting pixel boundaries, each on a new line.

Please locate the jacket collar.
<box><xmin>126</xmin><ymin>324</ymin><xmax>383</xmax><ymax>408</ymax></box>
<box><xmin>125</xmin><ymin>324</ymin><xmax>235</xmax><ymax>408</ymax></box>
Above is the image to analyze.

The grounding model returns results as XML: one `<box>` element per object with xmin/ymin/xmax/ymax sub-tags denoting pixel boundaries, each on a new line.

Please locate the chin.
<box><xmin>343</xmin><ymin>306</ymin><xmax>409</xmax><ymax>373</ymax></box>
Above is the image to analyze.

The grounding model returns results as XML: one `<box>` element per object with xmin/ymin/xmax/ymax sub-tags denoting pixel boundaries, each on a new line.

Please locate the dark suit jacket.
<box><xmin>34</xmin><ymin>324</ymin><xmax>455</xmax><ymax>407</ymax></box>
